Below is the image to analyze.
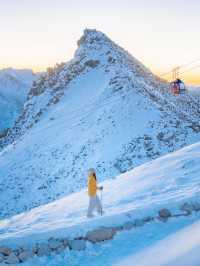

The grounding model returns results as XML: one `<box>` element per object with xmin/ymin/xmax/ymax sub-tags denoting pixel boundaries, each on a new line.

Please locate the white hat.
<box><xmin>87</xmin><ymin>168</ymin><xmax>96</xmax><ymax>176</ymax></box>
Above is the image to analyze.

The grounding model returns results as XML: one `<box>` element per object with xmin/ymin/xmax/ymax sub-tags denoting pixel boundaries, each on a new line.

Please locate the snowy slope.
<box><xmin>0</xmin><ymin>68</ymin><xmax>36</xmax><ymax>132</ymax></box>
<box><xmin>117</xmin><ymin>220</ymin><xmax>200</xmax><ymax>266</ymax></box>
<box><xmin>188</xmin><ymin>85</ymin><xmax>200</xmax><ymax>95</ymax></box>
<box><xmin>0</xmin><ymin>29</ymin><xmax>200</xmax><ymax>219</ymax></box>
<box><xmin>0</xmin><ymin>141</ymin><xmax>199</xmax><ymax>265</ymax></box>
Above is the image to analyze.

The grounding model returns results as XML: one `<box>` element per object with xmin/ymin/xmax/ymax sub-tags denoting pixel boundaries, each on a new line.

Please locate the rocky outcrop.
<box><xmin>158</xmin><ymin>208</ymin><xmax>172</xmax><ymax>221</ymax></box>
<box><xmin>18</xmin><ymin>249</ymin><xmax>34</xmax><ymax>263</ymax></box>
<box><xmin>36</xmin><ymin>243</ymin><xmax>51</xmax><ymax>257</ymax></box>
<box><xmin>180</xmin><ymin>202</ymin><xmax>193</xmax><ymax>215</ymax></box>
<box><xmin>84</xmin><ymin>60</ymin><xmax>100</xmax><ymax>68</ymax></box>
<box><xmin>86</xmin><ymin>227</ymin><xmax>115</xmax><ymax>243</ymax></box>
<box><xmin>48</xmin><ymin>238</ymin><xmax>63</xmax><ymax>250</ymax></box>
<box><xmin>5</xmin><ymin>253</ymin><xmax>20</xmax><ymax>264</ymax></box>
<box><xmin>0</xmin><ymin>246</ymin><xmax>12</xmax><ymax>256</ymax></box>
<box><xmin>68</xmin><ymin>240</ymin><xmax>86</xmax><ymax>251</ymax></box>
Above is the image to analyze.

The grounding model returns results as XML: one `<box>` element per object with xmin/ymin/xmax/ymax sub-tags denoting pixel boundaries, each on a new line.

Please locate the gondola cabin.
<box><xmin>170</xmin><ymin>79</ymin><xmax>186</xmax><ymax>95</ymax></box>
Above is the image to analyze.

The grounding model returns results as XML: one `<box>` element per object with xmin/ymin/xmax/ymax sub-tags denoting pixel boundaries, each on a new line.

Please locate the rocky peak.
<box><xmin>77</xmin><ymin>29</ymin><xmax>110</xmax><ymax>47</ymax></box>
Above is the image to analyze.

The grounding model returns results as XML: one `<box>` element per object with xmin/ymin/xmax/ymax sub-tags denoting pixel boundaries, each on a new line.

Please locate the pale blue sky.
<box><xmin>0</xmin><ymin>0</ymin><xmax>200</xmax><ymax>83</ymax></box>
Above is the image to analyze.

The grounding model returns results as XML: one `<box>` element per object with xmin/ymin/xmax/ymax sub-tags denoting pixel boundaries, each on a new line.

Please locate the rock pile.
<box><xmin>0</xmin><ymin>201</ymin><xmax>199</xmax><ymax>264</ymax></box>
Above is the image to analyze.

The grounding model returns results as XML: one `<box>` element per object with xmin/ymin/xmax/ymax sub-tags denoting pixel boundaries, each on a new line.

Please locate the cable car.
<box><xmin>170</xmin><ymin>79</ymin><xmax>186</xmax><ymax>95</ymax></box>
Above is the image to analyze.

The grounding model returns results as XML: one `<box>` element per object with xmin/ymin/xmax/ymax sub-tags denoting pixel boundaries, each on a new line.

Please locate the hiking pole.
<box><xmin>100</xmin><ymin>189</ymin><xmax>103</xmax><ymax>216</ymax></box>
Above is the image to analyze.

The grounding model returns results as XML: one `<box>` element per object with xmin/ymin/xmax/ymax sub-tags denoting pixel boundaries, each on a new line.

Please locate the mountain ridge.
<box><xmin>0</xmin><ymin>29</ymin><xmax>200</xmax><ymax>218</ymax></box>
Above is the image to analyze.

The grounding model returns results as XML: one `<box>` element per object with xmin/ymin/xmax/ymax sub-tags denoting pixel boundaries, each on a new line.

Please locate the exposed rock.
<box><xmin>32</xmin><ymin>246</ymin><xmax>38</xmax><ymax>254</ymax></box>
<box><xmin>84</xmin><ymin>60</ymin><xmax>100</xmax><ymax>68</ymax></box>
<box><xmin>48</xmin><ymin>238</ymin><xmax>62</xmax><ymax>250</ymax></box>
<box><xmin>112</xmin><ymin>225</ymin><xmax>123</xmax><ymax>233</ymax></box>
<box><xmin>180</xmin><ymin>202</ymin><xmax>193</xmax><ymax>214</ymax></box>
<box><xmin>36</xmin><ymin>243</ymin><xmax>51</xmax><ymax>257</ymax></box>
<box><xmin>61</xmin><ymin>238</ymin><xmax>69</xmax><ymax>247</ymax></box>
<box><xmin>157</xmin><ymin>132</ymin><xmax>164</xmax><ymax>141</ymax></box>
<box><xmin>0</xmin><ymin>128</ymin><xmax>9</xmax><ymax>139</ymax></box>
<box><xmin>86</xmin><ymin>227</ymin><xmax>115</xmax><ymax>243</ymax></box>
<box><xmin>18</xmin><ymin>249</ymin><xmax>34</xmax><ymax>262</ymax></box>
<box><xmin>108</xmin><ymin>56</ymin><xmax>116</xmax><ymax>63</ymax></box>
<box><xmin>54</xmin><ymin>245</ymin><xmax>66</xmax><ymax>254</ymax></box>
<box><xmin>192</xmin><ymin>201</ymin><xmax>200</xmax><ymax>212</ymax></box>
<box><xmin>5</xmin><ymin>253</ymin><xmax>20</xmax><ymax>264</ymax></box>
<box><xmin>158</xmin><ymin>208</ymin><xmax>172</xmax><ymax>220</ymax></box>
<box><xmin>77</xmin><ymin>35</ymin><xmax>86</xmax><ymax>46</ymax></box>
<box><xmin>0</xmin><ymin>246</ymin><xmax>12</xmax><ymax>256</ymax></box>
<box><xmin>143</xmin><ymin>216</ymin><xmax>154</xmax><ymax>223</ymax></box>
<box><xmin>68</xmin><ymin>240</ymin><xmax>86</xmax><ymax>251</ymax></box>
<box><xmin>0</xmin><ymin>253</ymin><xmax>4</xmax><ymax>263</ymax></box>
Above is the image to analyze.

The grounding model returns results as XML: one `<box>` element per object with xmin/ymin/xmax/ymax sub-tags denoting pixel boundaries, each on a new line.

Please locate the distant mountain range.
<box><xmin>0</xmin><ymin>68</ymin><xmax>37</xmax><ymax>133</ymax></box>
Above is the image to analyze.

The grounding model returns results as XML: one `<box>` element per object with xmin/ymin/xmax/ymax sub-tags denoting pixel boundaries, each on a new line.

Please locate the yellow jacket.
<box><xmin>88</xmin><ymin>174</ymin><xmax>97</xmax><ymax>197</ymax></box>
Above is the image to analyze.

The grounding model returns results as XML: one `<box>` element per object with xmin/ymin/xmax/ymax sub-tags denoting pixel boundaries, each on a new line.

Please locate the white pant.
<box><xmin>87</xmin><ymin>195</ymin><xmax>102</xmax><ymax>217</ymax></box>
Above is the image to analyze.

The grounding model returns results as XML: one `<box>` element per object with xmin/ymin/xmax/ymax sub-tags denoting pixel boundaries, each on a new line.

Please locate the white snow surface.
<box><xmin>0</xmin><ymin>29</ymin><xmax>200</xmax><ymax>219</ymax></box>
<box><xmin>188</xmin><ymin>85</ymin><xmax>200</xmax><ymax>95</ymax></box>
<box><xmin>0</xmin><ymin>141</ymin><xmax>199</xmax><ymax>249</ymax></box>
<box><xmin>117</xmin><ymin>220</ymin><xmax>200</xmax><ymax>266</ymax></box>
<box><xmin>0</xmin><ymin>68</ymin><xmax>36</xmax><ymax>131</ymax></box>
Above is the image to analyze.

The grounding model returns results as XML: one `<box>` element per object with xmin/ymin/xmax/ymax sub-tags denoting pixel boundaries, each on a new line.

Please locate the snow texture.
<box><xmin>0</xmin><ymin>68</ymin><xmax>36</xmax><ymax>131</ymax></box>
<box><xmin>0</xmin><ymin>141</ymin><xmax>199</xmax><ymax>248</ymax></box>
<box><xmin>0</xmin><ymin>29</ymin><xmax>200</xmax><ymax>219</ymax></box>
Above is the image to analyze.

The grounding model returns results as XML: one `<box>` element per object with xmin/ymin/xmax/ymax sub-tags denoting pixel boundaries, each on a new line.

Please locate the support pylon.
<box><xmin>172</xmin><ymin>67</ymin><xmax>180</xmax><ymax>80</ymax></box>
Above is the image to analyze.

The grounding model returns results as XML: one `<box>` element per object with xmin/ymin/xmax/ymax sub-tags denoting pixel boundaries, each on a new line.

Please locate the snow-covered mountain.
<box><xmin>0</xmin><ymin>29</ymin><xmax>200</xmax><ymax>219</ymax></box>
<box><xmin>0</xmin><ymin>141</ymin><xmax>199</xmax><ymax>265</ymax></box>
<box><xmin>0</xmin><ymin>68</ymin><xmax>36</xmax><ymax>133</ymax></box>
<box><xmin>188</xmin><ymin>85</ymin><xmax>200</xmax><ymax>95</ymax></box>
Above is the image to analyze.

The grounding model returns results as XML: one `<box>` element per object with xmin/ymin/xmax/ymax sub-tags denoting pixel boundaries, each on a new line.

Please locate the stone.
<box><xmin>192</xmin><ymin>201</ymin><xmax>200</xmax><ymax>212</ymax></box>
<box><xmin>112</xmin><ymin>225</ymin><xmax>123</xmax><ymax>233</ymax></box>
<box><xmin>0</xmin><ymin>246</ymin><xmax>12</xmax><ymax>256</ymax></box>
<box><xmin>180</xmin><ymin>202</ymin><xmax>193</xmax><ymax>215</ymax></box>
<box><xmin>48</xmin><ymin>238</ymin><xmax>62</xmax><ymax>250</ymax></box>
<box><xmin>86</xmin><ymin>227</ymin><xmax>115</xmax><ymax>243</ymax></box>
<box><xmin>84</xmin><ymin>60</ymin><xmax>100</xmax><ymax>68</ymax></box>
<box><xmin>54</xmin><ymin>245</ymin><xmax>66</xmax><ymax>254</ymax></box>
<box><xmin>143</xmin><ymin>216</ymin><xmax>153</xmax><ymax>223</ymax></box>
<box><xmin>134</xmin><ymin>219</ymin><xmax>144</xmax><ymax>227</ymax></box>
<box><xmin>157</xmin><ymin>132</ymin><xmax>164</xmax><ymax>141</ymax></box>
<box><xmin>122</xmin><ymin>222</ymin><xmax>134</xmax><ymax>230</ymax></box>
<box><xmin>0</xmin><ymin>253</ymin><xmax>4</xmax><ymax>263</ymax></box>
<box><xmin>68</xmin><ymin>240</ymin><xmax>86</xmax><ymax>251</ymax></box>
<box><xmin>158</xmin><ymin>208</ymin><xmax>172</xmax><ymax>220</ymax></box>
<box><xmin>18</xmin><ymin>249</ymin><xmax>34</xmax><ymax>262</ymax></box>
<box><xmin>77</xmin><ymin>35</ymin><xmax>86</xmax><ymax>46</ymax></box>
<box><xmin>5</xmin><ymin>253</ymin><xmax>20</xmax><ymax>264</ymax></box>
<box><xmin>61</xmin><ymin>238</ymin><xmax>69</xmax><ymax>247</ymax></box>
<box><xmin>36</xmin><ymin>243</ymin><xmax>51</xmax><ymax>257</ymax></box>
<box><xmin>32</xmin><ymin>246</ymin><xmax>38</xmax><ymax>254</ymax></box>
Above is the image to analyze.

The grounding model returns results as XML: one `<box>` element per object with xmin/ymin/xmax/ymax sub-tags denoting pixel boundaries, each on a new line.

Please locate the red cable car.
<box><xmin>170</xmin><ymin>79</ymin><xmax>186</xmax><ymax>95</ymax></box>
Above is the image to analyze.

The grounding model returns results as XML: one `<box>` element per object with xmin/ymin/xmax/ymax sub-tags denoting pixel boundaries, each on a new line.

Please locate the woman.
<box><xmin>87</xmin><ymin>169</ymin><xmax>103</xmax><ymax>218</ymax></box>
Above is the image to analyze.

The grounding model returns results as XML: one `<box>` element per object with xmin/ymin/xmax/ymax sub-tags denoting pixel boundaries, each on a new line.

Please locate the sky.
<box><xmin>0</xmin><ymin>0</ymin><xmax>200</xmax><ymax>84</ymax></box>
